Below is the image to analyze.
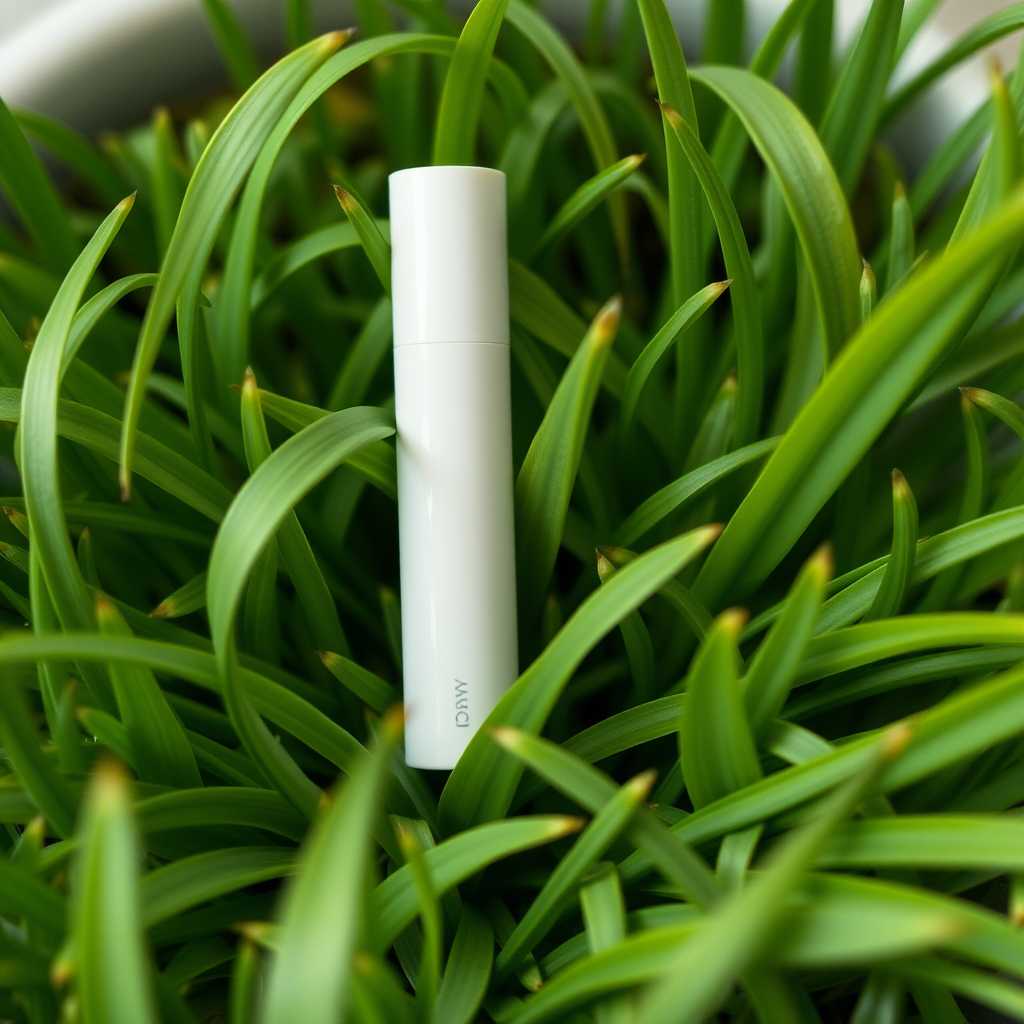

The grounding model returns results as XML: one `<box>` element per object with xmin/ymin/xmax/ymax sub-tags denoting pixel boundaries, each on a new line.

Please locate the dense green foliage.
<box><xmin>0</xmin><ymin>0</ymin><xmax>1020</xmax><ymax>1019</ymax></box>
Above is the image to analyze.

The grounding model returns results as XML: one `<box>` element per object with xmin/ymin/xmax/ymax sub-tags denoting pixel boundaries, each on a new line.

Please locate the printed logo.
<box><xmin>454</xmin><ymin>679</ymin><xmax>469</xmax><ymax>727</ymax></box>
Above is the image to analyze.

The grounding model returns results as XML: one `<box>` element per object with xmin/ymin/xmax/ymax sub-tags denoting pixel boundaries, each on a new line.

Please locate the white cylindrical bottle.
<box><xmin>390</xmin><ymin>165</ymin><xmax>519</xmax><ymax>770</ymax></box>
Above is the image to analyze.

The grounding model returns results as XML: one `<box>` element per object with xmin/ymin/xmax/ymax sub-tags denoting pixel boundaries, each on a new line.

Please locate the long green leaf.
<box><xmin>693</xmin><ymin>185</ymin><xmax>1024</xmax><ymax>610</ymax></box>
<box><xmin>689</xmin><ymin>66</ymin><xmax>861</xmax><ymax>359</ymax></box>
<box><xmin>662</xmin><ymin>105</ymin><xmax>763</xmax><ymax>446</ymax></box>
<box><xmin>76</xmin><ymin>762</ymin><xmax>157</xmax><ymax>1024</ymax></box>
<box><xmin>120</xmin><ymin>33</ymin><xmax>345</xmax><ymax>497</ymax></box>
<box><xmin>262</xmin><ymin>711</ymin><xmax>400</xmax><ymax>1024</ymax></box>
<box><xmin>433</xmin><ymin>0</ymin><xmax>512</xmax><ymax>164</ymax></box>
<box><xmin>440</xmin><ymin>525</ymin><xmax>720</xmax><ymax>833</ymax></box>
<box><xmin>515</xmin><ymin>297</ymin><xmax>619</xmax><ymax>623</ymax></box>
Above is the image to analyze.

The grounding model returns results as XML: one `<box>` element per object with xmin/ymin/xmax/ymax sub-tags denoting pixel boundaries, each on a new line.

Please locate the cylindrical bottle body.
<box><xmin>394</xmin><ymin>342</ymin><xmax>518</xmax><ymax>768</ymax></box>
<box><xmin>389</xmin><ymin>165</ymin><xmax>518</xmax><ymax>769</ymax></box>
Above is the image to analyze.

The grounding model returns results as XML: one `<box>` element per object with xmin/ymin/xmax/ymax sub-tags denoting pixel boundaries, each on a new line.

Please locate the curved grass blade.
<box><xmin>371</xmin><ymin>816</ymin><xmax>583</xmax><ymax>952</ymax></box>
<box><xmin>95</xmin><ymin>594</ymin><xmax>202</xmax><ymax>789</ymax></box>
<box><xmin>0</xmin><ymin>666</ymin><xmax>77</xmax><ymax>838</ymax></box>
<box><xmin>0</xmin><ymin>96</ymin><xmax>78</xmax><ymax>273</ymax></box>
<box><xmin>950</xmin><ymin>67</ymin><xmax>1020</xmax><ymax>247</ymax></box>
<box><xmin>505</xmin><ymin>0</ymin><xmax>625</xmax><ymax>263</ymax></box>
<box><xmin>885</xmin><ymin>183</ymin><xmax>915</xmax><ymax>295</ymax></box>
<box><xmin>693</xmin><ymin>185</ymin><xmax>1024</xmax><ymax>611</ymax></box>
<box><xmin>596</xmin><ymin>553</ymin><xmax>655</xmax><ymax>703</ymax></box>
<box><xmin>743</xmin><ymin>545</ymin><xmax>830</xmax><ymax>740</ymax></box>
<box><xmin>262</xmin><ymin>711</ymin><xmax>400</xmax><ymax>1024</ymax></box>
<box><xmin>120</xmin><ymin>33</ymin><xmax>346</xmax><ymax>498</ymax></box>
<box><xmin>141</xmin><ymin>846</ymin><xmax>296</xmax><ymax>927</ymax></box>
<box><xmin>250</xmin><ymin>221</ymin><xmax>365</xmax><ymax>310</ymax></box>
<box><xmin>395</xmin><ymin>819</ymin><xmax>441</xmax><ymax>1015</ymax></box>
<box><xmin>75</xmin><ymin>761</ymin><xmax>157</xmax><ymax>1024</ymax></box>
<box><xmin>634</xmin><ymin>0</ymin><xmax>701</xmax><ymax>312</ymax></box>
<box><xmin>531</xmin><ymin>155</ymin><xmax>644</xmax><ymax>260</ymax></box>
<box><xmin>138</xmin><ymin>788</ymin><xmax>305</xmax><ymax>842</ymax></box>
<box><xmin>690</xmin><ymin>67</ymin><xmax>861</xmax><ymax>358</ymax></box>
<box><xmin>491</xmin><ymin>724</ymin><xmax>720</xmax><ymax>909</ymax></box>
<box><xmin>152</xmin><ymin>571</ymin><xmax>207</xmax><ymax>619</ymax></box>
<box><xmin>333</xmin><ymin>186</ymin><xmax>391</xmax><ymax>294</ymax></box>
<box><xmin>0</xmin><ymin>389</ymin><xmax>233</xmax><ymax>522</ymax></box>
<box><xmin>435</xmin><ymin>905</ymin><xmax>493</xmax><ymax>1024</ymax></box>
<box><xmin>241</xmin><ymin>369</ymin><xmax>351</xmax><ymax>658</ymax></box>
<box><xmin>680</xmin><ymin>610</ymin><xmax>761</xmax><ymax>809</ymax></box>
<box><xmin>433</xmin><ymin>0</ymin><xmax>513</xmax><ymax>165</ymax></box>
<box><xmin>500</xmin><ymin>81</ymin><xmax>569</xmax><ymax>214</ymax></box>
<box><xmin>206</xmin><ymin>406</ymin><xmax>393</xmax><ymax>815</ymax></box>
<box><xmin>662</xmin><ymin>105</ymin><xmax>763</xmax><ymax>446</ymax></box>
<box><xmin>515</xmin><ymin>297</ymin><xmax>619</xmax><ymax>624</ymax></box>
<box><xmin>327</xmin><ymin>296</ymin><xmax>393</xmax><ymax>410</ymax></box>
<box><xmin>214</xmin><ymin>33</ymin><xmax>469</xmax><ymax>391</ymax></box>
<box><xmin>319</xmin><ymin>652</ymin><xmax>398</xmax><ymax>714</ymax></box>
<box><xmin>62</xmin><ymin>273</ymin><xmax>159</xmax><ymax>377</ymax></box>
<box><xmin>619</xmin><ymin>282</ymin><xmax>728</xmax><ymax>444</ymax></box>
<box><xmin>440</xmin><ymin>525</ymin><xmax>720</xmax><ymax>833</ymax></box>
<box><xmin>634</xmin><ymin>730</ymin><xmax>906</xmax><ymax>1024</ymax></box>
<box><xmin>883</xmin><ymin>3</ymin><xmax>1024</xmax><ymax>127</ymax></box>
<box><xmin>22</xmin><ymin>196</ymin><xmax>134</xmax><ymax>710</ymax></box>
<box><xmin>613</xmin><ymin>436</ymin><xmax>778</xmax><ymax>547</ymax></box>
<box><xmin>863</xmin><ymin>470</ymin><xmax>918</xmax><ymax>621</ymax></box>
<box><xmin>199</xmin><ymin>0</ymin><xmax>261</xmax><ymax>91</ymax></box>
<box><xmin>492</xmin><ymin>769</ymin><xmax>653</xmax><ymax>986</ymax></box>
<box><xmin>817</xmin><ymin>0</ymin><xmax>903</xmax><ymax>196</ymax></box>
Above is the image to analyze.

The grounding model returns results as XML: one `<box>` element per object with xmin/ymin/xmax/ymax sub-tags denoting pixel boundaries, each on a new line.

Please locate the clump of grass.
<box><xmin>0</xmin><ymin>0</ymin><xmax>1020</xmax><ymax>1019</ymax></box>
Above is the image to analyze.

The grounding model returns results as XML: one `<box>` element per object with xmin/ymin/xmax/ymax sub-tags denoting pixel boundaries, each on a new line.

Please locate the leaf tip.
<box><xmin>489</xmin><ymin>726</ymin><xmax>522</xmax><ymax>752</ymax></box>
<box><xmin>629</xmin><ymin>768</ymin><xmax>657</xmax><ymax>801</ymax></box>
<box><xmin>592</xmin><ymin>295</ymin><xmax>622</xmax><ymax>348</ymax></box>
<box><xmin>719</xmin><ymin>607</ymin><xmax>749</xmax><ymax>636</ymax></box>
<box><xmin>808</xmin><ymin>542</ymin><xmax>834</xmax><ymax>584</ymax></box>
<box><xmin>595</xmin><ymin>549</ymin><xmax>614</xmax><ymax>584</ymax></box>
<box><xmin>553</xmin><ymin>815</ymin><xmax>586</xmax><ymax>838</ymax></box>
<box><xmin>333</xmin><ymin>184</ymin><xmax>355</xmax><ymax>214</ymax></box>
<box><xmin>891</xmin><ymin>468</ymin><xmax>911</xmax><ymax>499</ymax></box>
<box><xmin>880</xmin><ymin>721</ymin><xmax>914</xmax><ymax>761</ymax></box>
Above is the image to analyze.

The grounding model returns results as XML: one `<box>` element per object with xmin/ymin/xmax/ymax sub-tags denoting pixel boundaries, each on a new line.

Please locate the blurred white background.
<box><xmin>0</xmin><ymin>0</ymin><xmax>1013</xmax><ymax>165</ymax></box>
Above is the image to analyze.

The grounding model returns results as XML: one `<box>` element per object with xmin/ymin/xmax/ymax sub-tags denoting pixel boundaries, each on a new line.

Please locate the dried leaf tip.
<box><xmin>89</xmin><ymin>756</ymin><xmax>129</xmax><ymax>810</ymax></box>
<box><xmin>234</xmin><ymin>920</ymin><xmax>277</xmax><ymax>946</ymax></box>
<box><xmin>659</xmin><ymin>102</ymin><xmax>684</xmax><ymax>130</ymax></box>
<box><xmin>93</xmin><ymin>591</ymin><xmax>116</xmax><ymax>621</ymax></box>
<box><xmin>626</xmin><ymin>154</ymin><xmax>647</xmax><ymax>169</ymax></box>
<box><xmin>627</xmin><ymin>768</ymin><xmax>657</xmax><ymax>801</ymax></box>
<box><xmin>808</xmin><ymin>542</ymin><xmax>834</xmax><ymax>584</ymax></box>
<box><xmin>318</xmin><ymin>29</ymin><xmax>354</xmax><ymax>57</ymax></box>
<box><xmin>702</xmin><ymin>522</ymin><xmax>726</xmax><ymax>543</ymax></box>
<box><xmin>551</xmin><ymin>815</ymin><xmax>586</xmax><ymax>838</ymax></box>
<box><xmin>380</xmin><ymin>703</ymin><xmax>405</xmax><ymax>740</ymax></box>
<box><xmin>719</xmin><ymin>607</ymin><xmax>749</xmax><ymax>635</ymax></box>
<box><xmin>119</xmin><ymin>465</ymin><xmax>132</xmax><ymax>504</ymax></box>
<box><xmin>149</xmin><ymin>598</ymin><xmax>173</xmax><ymax>619</ymax></box>
<box><xmin>118</xmin><ymin>191</ymin><xmax>138</xmax><ymax>213</ymax></box>
<box><xmin>598</xmin><ymin>545</ymin><xmax>632</xmax><ymax>567</ymax></box>
<box><xmin>893</xmin><ymin>180</ymin><xmax>906</xmax><ymax>202</ymax></box>
<box><xmin>880</xmin><ymin>721</ymin><xmax>914</xmax><ymax>761</ymax></box>
<box><xmin>595</xmin><ymin>549</ymin><xmax>615</xmax><ymax>584</ymax></box>
<box><xmin>959</xmin><ymin>386</ymin><xmax>981</xmax><ymax>403</ymax></box>
<box><xmin>489</xmin><ymin>726</ymin><xmax>524</xmax><ymax>752</ymax></box>
<box><xmin>242</xmin><ymin>365</ymin><xmax>259</xmax><ymax>398</ymax></box>
<box><xmin>891</xmin><ymin>468</ymin><xmax>911</xmax><ymax>497</ymax></box>
<box><xmin>333</xmin><ymin>184</ymin><xmax>356</xmax><ymax>214</ymax></box>
<box><xmin>591</xmin><ymin>295</ymin><xmax>622</xmax><ymax>348</ymax></box>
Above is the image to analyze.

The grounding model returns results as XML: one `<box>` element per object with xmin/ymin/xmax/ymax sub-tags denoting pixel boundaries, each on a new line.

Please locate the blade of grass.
<box><xmin>95</xmin><ymin>593</ymin><xmax>202</xmax><ymax>789</ymax></box>
<box><xmin>120</xmin><ymin>33</ymin><xmax>346</xmax><ymax>498</ymax></box>
<box><xmin>662</xmin><ymin>105</ymin><xmax>763</xmax><ymax>446</ymax></box>
<box><xmin>199</xmin><ymin>0</ymin><xmax>261</xmax><ymax>91</ymax></box>
<box><xmin>262</xmin><ymin>711</ymin><xmax>400</xmax><ymax>1024</ymax></box>
<box><xmin>690</xmin><ymin>66</ymin><xmax>861</xmax><ymax>359</ymax></box>
<box><xmin>75</xmin><ymin>761</ymin><xmax>157</xmax><ymax>1024</ymax></box>
<box><xmin>0</xmin><ymin>95</ymin><xmax>78</xmax><ymax>273</ymax></box>
<box><xmin>433</xmin><ymin>0</ymin><xmax>513</xmax><ymax>165</ymax></box>
<box><xmin>680</xmin><ymin>610</ymin><xmax>762</xmax><ymax>809</ymax></box>
<box><xmin>440</xmin><ymin>525</ymin><xmax>721</xmax><ymax>833</ymax></box>
<box><xmin>863</xmin><ymin>470</ymin><xmax>918</xmax><ymax>621</ymax></box>
<box><xmin>693</xmin><ymin>186</ymin><xmax>1024</xmax><ymax>611</ymax></box>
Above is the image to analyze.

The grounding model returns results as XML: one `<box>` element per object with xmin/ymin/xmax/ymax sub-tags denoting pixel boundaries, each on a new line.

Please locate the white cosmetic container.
<box><xmin>390</xmin><ymin>166</ymin><xmax>519</xmax><ymax>770</ymax></box>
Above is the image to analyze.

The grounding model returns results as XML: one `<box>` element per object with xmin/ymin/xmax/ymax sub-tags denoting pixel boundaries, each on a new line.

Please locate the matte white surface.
<box><xmin>390</xmin><ymin>166</ymin><xmax>509</xmax><ymax>348</ymax></box>
<box><xmin>394</xmin><ymin>343</ymin><xmax>518</xmax><ymax>769</ymax></box>
<box><xmin>391</xmin><ymin>166</ymin><xmax>517</xmax><ymax>769</ymax></box>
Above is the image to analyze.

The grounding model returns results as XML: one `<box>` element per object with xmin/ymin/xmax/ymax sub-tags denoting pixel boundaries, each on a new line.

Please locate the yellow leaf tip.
<box><xmin>719</xmin><ymin>607</ymin><xmax>749</xmax><ymax>635</ymax></box>
<box><xmin>555</xmin><ymin>815</ymin><xmax>586</xmax><ymax>837</ymax></box>
<box><xmin>881</xmin><ymin>721</ymin><xmax>914</xmax><ymax>761</ymax></box>
<box><xmin>489</xmin><ymin>726</ymin><xmax>523</xmax><ymax>751</ymax></box>
<box><xmin>809</xmin><ymin>542</ymin><xmax>834</xmax><ymax>583</ymax></box>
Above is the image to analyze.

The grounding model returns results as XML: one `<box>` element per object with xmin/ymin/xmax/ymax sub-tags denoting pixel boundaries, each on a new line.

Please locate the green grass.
<box><xmin>0</xmin><ymin>0</ymin><xmax>1020</xmax><ymax>1020</ymax></box>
